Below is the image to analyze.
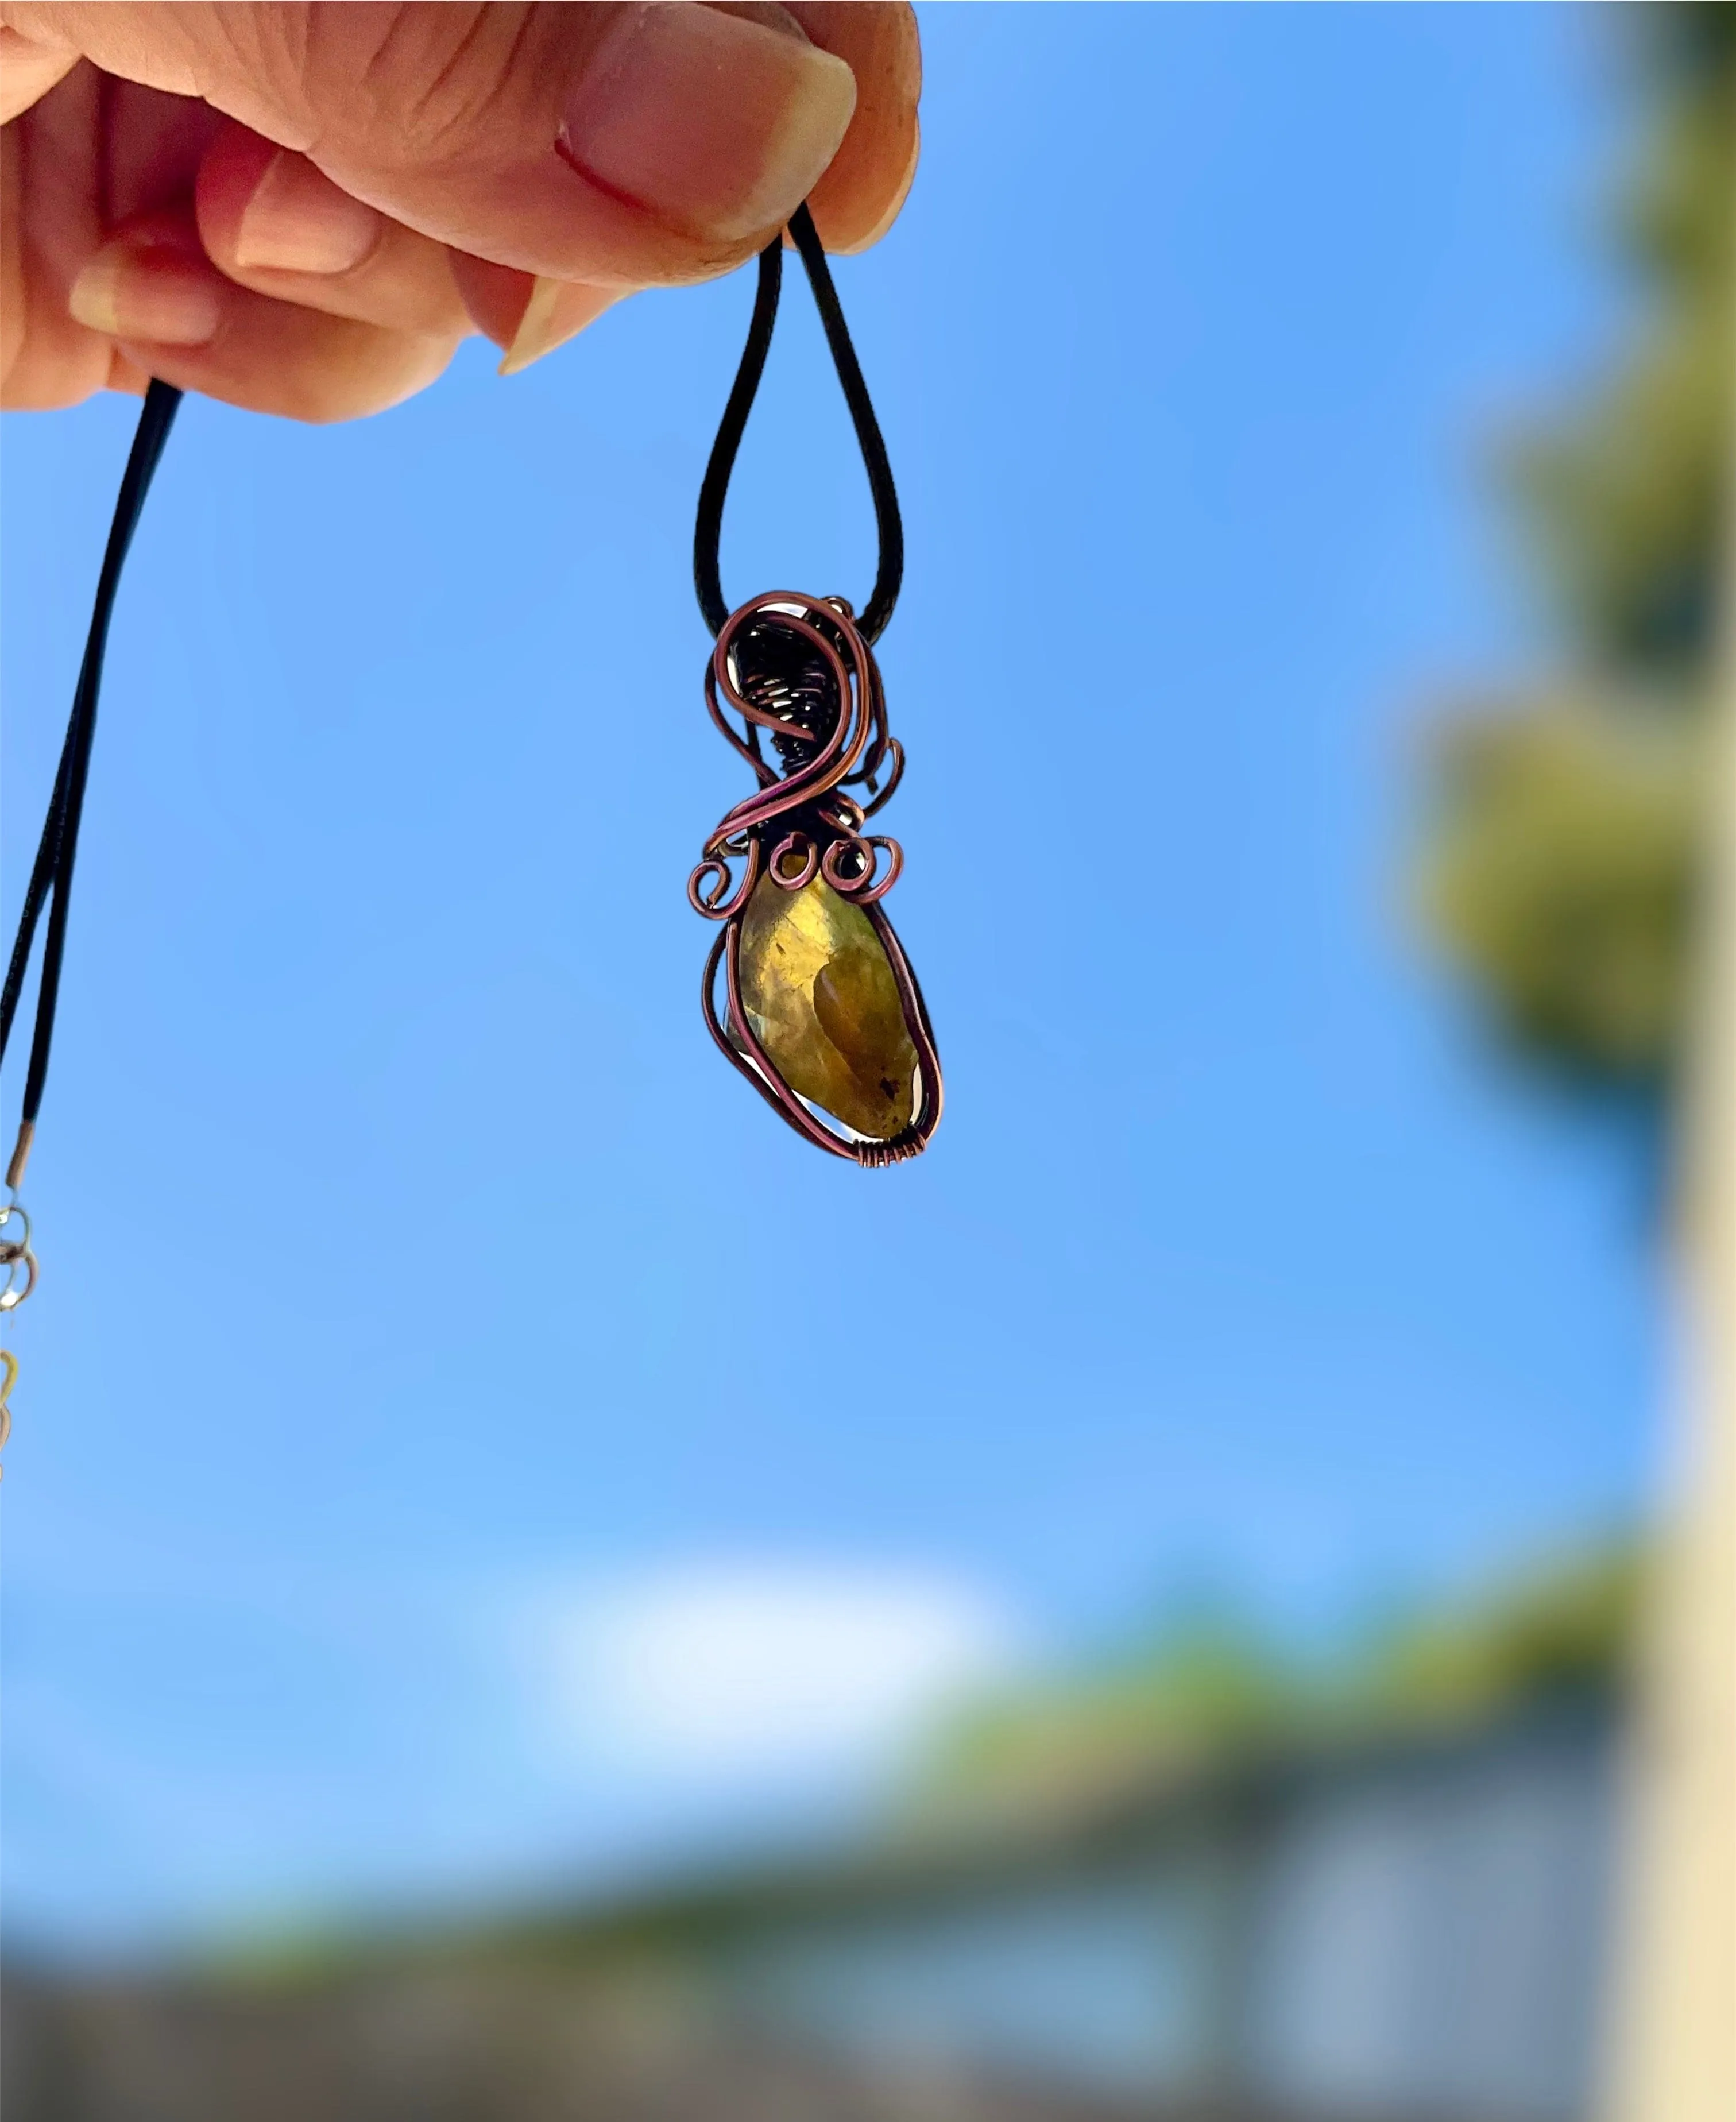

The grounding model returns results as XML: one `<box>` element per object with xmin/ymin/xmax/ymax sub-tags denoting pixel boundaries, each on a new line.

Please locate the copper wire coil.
<box><xmin>768</xmin><ymin>831</ymin><xmax>821</xmax><ymax>891</ymax></box>
<box><xmin>689</xmin><ymin>594</ymin><xmax>910</xmax><ymax>925</ymax></box>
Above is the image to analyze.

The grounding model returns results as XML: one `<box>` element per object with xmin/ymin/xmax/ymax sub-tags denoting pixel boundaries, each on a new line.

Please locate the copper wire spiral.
<box><xmin>687</xmin><ymin>593</ymin><xmax>904</xmax><ymax>921</ymax></box>
<box><xmin>688</xmin><ymin>593</ymin><xmax>940</xmax><ymax>1165</ymax></box>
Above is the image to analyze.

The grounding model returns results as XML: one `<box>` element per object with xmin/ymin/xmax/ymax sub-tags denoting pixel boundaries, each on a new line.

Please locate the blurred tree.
<box><xmin>903</xmin><ymin>1548</ymin><xmax>1636</xmax><ymax>1827</ymax></box>
<box><xmin>907</xmin><ymin>1604</ymin><xmax>1296</xmax><ymax>1823</ymax></box>
<box><xmin>1420</xmin><ymin>3</ymin><xmax>1734</xmax><ymax>1094</ymax></box>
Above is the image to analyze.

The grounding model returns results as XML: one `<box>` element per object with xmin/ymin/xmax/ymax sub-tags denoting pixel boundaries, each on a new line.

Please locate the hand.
<box><xmin>0</xmin><ymin>2</ymin><xmax>919</xmax><ymax>420</ymax></box>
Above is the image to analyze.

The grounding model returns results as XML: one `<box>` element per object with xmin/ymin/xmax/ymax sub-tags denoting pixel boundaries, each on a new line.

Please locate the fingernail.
<box><xmin>234</xmin><ymin>149</ymin><xmax>384</xmax><ymax>275</ymax></box>
<box><xmin>498</xmin><ymin>275</ymin><xmax>621</xmax><ymax>375</ymax></box>
<box><xmin>68</xmin><ymin>249</ymin><xmax>224</xmax><ymax>345</ymax></box>
<box><xmin>560</xmin><ymin>3</ymin><xmax>856</xmax><ymax>244</ymax></box>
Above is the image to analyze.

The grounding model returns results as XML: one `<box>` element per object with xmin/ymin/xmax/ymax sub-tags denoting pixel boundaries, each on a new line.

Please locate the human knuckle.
<box><xmin>306</xmin><ymin>3</ymin><xmax>551</xmax><ymax>169</ymax></box>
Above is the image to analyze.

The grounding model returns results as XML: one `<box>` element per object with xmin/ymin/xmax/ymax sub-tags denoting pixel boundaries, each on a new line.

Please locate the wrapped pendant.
<box><xmin>689</xmin><ymin>206</ymin><xmax>939</xmax><ymax>1164</ymax></box>
<box><xmin>688</xmin><ymin>590</ymin><xmax>941</xmax><ymax>1164</ymax></box>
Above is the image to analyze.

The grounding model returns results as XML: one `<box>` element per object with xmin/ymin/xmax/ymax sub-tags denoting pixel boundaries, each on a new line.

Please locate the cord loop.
<box><xmin>693</xmin><ymin>204</ymin><xmax>903</xmax><ymax>646</ymax></box>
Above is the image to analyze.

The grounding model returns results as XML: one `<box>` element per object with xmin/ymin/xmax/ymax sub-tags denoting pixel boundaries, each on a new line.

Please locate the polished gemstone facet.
<box><xmin>736</xmin><ymin>873</ymin><xmax>918</xmax><ymax>1138</ymax></box>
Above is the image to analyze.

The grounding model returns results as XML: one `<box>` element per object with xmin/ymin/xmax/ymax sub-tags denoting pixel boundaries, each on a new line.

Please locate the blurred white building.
<box><xmin>659</xmin><ymin>1695</ymin><xmax>1616</xmax><ymax>2121</ymax></box>
<box><xmin>5</xmin><ymin>1684</ymin><xmax>1620</xmax><ymax>2122</ymax></box>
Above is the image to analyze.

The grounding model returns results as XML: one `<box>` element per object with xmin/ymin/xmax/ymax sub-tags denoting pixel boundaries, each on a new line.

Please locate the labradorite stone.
<box><xmin>737</xmin><ymin>875</ymin><xmax>918</xmax><ymax>1139</ymax></box>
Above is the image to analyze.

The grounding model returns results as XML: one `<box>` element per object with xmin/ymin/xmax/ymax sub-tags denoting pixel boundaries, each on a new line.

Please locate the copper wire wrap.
<box><xmin>688</xmin><ymin>593</ymin><xmax>941</xmax><ymax>1164</ymax></box>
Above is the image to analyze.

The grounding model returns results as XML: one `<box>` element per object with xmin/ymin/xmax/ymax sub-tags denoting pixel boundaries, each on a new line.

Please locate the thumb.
<box><xmin>0</xmin><ymin>2</ymin><xmax>859</xmax><ymax>285</ymax></box>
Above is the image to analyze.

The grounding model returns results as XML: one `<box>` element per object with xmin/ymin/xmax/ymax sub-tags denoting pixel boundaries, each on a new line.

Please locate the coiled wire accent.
<box><xmin>687</xmin><ymin>592</ymin><xmax>903</xmax><ymax>920</ymax></box>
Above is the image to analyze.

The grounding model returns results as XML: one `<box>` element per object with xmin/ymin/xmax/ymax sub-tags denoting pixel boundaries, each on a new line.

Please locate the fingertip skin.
<box><xmin>788</xmin><ymin>1</ymin><xmax>920</xmax><ymax>252</ymax></box>
<box><xmin>1</xmin><ymin>54</ymin><xmax>116</xmax><ymax>409</ymax></box>
<box><xmin>0</xmin><ymin>118</ymin><xmax>24</xmax><ymax>381</ymax></box>
<box><xmin>832</xmin><ymin>108</ymin><xmax>917</xmax><ymax>258</ymax></box>
<box><xmin>116</xmin><ymin>299</ymin><xmax>458</xmax><ymax>423</ymax></box>
<box><xmin>191</xmin><ymin>115</ymin><xmax>277</xmax><ymax>261</ymax></box>
<box><xmin>68</xmin><ymin>205</ymin><xmax>462</xmax><ymax>422</ymax></box>
<box><xmin>0</xmin><ymin>24</ymin><xmax>79</xmax><ymax>123</ymax></box>
<box><xmin>196</xmin><ymin>118</ymin><xmax>471</xmax><ymax>341</ymax></box>
<box><xmin>446</xmin><ymin>249</ymin><xmax>535</xmax><ymax>348</ymax></box>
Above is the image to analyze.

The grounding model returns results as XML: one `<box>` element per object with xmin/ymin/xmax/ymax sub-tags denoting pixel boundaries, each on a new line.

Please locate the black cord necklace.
<box><xmin>0</xmin><ymin>377</ymin><xmax>183</xmax><ymax>1465</ymax></box>
<box><xmin>686</xmin><ymin>203</ymin><xmax>941</xmax><ymax>1164</ymax></box>
<box><xmin>0</xmin><ymin>202</ymin><xmax>934</xmax><ymax>1465</ymax></box>
<box><xmin>1</xmin><ymin>378</ymin><xmax>181</xmax><ymax>1188</ymax></box>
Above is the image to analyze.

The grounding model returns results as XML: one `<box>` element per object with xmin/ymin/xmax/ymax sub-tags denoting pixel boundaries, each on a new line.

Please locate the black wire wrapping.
<box><xmin>694</xmin><ymin>202</ymin><xmax>903</xmax><ymax>646</ymax></box>
<box><xmin>1</xmin><ymin>378</ymin><xmax>183</xmax><ymax>1186</ymax></box>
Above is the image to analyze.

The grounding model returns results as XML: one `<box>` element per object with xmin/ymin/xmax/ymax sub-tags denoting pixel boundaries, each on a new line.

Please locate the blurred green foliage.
<box><xmin>905</xmin><ymin>1546</ymin><xmax>1638</xmax><ymax>1825</ymax></box>
<box><xmin>1421</xmin><ymin>3</ymin><xmax>1733</xmax><ymax>1088</ymax></box>
<box><xmin>1425</xmin><ymin>697</ymin><xmax>1700</xmax><ymax>1076</ymax></box>
<box><xmin>906</xmin><ymin>1609</ymin><xmax>1299</xmax><ymax>1825</ymax></box>
<box><xmin>1370</xmin><ymin>1540</ymin><xmax>1641</xmax><ymax>1716</ymax></box>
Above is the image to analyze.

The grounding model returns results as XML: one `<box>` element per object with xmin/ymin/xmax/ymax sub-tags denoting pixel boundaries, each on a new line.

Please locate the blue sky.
<box><xmin>2</xmin><ymin>6</ymin><xmax>1662</xmax><ymax>1953</ymax></box>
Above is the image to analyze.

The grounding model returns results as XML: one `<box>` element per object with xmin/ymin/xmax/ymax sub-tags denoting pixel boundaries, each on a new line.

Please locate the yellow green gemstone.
<box><xmin>736</xmin><ymin>873</ymin><xmax>918</xmax><ymax>1139</ymax></box>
